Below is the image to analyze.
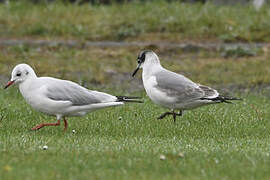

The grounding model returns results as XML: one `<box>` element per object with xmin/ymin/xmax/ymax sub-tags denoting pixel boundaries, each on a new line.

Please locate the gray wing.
<box><xmin>155</xmin><ymin>69</ymin><xmax>206</xmax><ymax>102</ymax></box>
<box><xmin>44</xmin><ymin>78</ymin><xmax>115</xmax><ymax>106</ymax></box>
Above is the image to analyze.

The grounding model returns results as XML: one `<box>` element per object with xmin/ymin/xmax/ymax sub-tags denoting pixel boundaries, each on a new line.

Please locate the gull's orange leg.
<box><xmin>64</xmin><ymin>118</ymin><xmax>68</xmax><ymax>131</ymax></box>
<box><xmin>31</xmin><ymin>120</ymin><xmax>60</xmax><ymax>131</ymax></box>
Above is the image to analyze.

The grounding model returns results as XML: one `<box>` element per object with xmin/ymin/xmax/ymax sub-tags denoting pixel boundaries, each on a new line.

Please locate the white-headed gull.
<box><xmin>132</xmin><ymin>50</ymin><xmax>241</xmax><ymax>122</ymax></box>
<box><xmin>5</xmin><ymin>64</ymin><xmax>142</xmax><ymax>131</ymax></box>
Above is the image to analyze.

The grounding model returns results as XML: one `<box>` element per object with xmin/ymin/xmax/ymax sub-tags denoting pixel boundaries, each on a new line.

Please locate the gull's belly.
<box><xmin>143</xmin><ymin>76</ymin><xmax>175</xmax><ymax>109</ymax></box>
<box><xmin>146</xmin><ymin>88</ymin><xmax>173</xmax><ymax>108</ymax></box>
<box><xmin>147</xmin><ymin>90</ymin><xmax>211</xmax><ymax>110</ymax></box>
<box><xmin>20</xmin><ymin>87</ymin><xmax>69</xmax><ymax>116</ymax></box>
<box><xmin>23</xmin><ymin>93</ymin><xmax>56</xmax><ymax>115</ymax></box>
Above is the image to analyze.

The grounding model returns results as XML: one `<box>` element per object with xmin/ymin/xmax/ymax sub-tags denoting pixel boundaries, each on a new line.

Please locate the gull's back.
<box><xmin>40</xmin><ymin>77</ymin><xmax>117</xmax><ymax>106</ymax></box>
<box><xmin>154</xmin><ymin>68</ymin><xmax>204</xmax><ymax>102</ymax></box>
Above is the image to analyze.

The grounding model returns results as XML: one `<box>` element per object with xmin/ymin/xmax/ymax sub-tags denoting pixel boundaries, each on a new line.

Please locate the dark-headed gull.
<box><xmin>5</xmin><ymin>64</ymin><xmax>142</xmax><ymax>131</ymax></box>
<box><xmin>132</xmin><ymin>50</ymin><xmax>241</xmax><ymax>122</ymax></box>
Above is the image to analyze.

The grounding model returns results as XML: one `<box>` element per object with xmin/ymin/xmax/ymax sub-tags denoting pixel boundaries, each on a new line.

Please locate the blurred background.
<box><xmin>0</xmin><ymin>0</ymin><xmax>269</xmax><ymax>94</ymax></box>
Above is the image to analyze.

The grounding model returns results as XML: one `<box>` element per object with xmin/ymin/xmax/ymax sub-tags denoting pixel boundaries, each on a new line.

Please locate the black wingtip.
<box><xmin>201</xmin><ymin>96</ymin><xmax>243</xmax><ymax>103</ymax></box>
<box><xmin>116</xmin><ymin>96</ymin><xmax>143</xmax><ymax>103</ymax></box>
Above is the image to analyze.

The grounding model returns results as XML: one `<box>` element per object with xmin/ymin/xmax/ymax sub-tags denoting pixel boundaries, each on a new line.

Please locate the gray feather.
<box><xmin>155</xmin><ymin>69</ymin><xmax>204</xmax><ymax>102</ymax></box>
<box><xmin>44</xmin><ymin>78</ymin><xmax>115</xmax><ymax>106</ymax></box>
<box><xmin>154</xmin><ymin>69</ymin><xmax>220</xmax><ymax>103</ymax></box>
<box><xmin>198</xmin><ymin>85</ymin><xmax>219</xmax><ymax>98</ymax></box>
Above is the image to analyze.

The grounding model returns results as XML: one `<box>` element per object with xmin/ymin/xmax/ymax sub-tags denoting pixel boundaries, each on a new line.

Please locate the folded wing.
<box><xmin>44</xmin><ymin>78</ymin><xmax>116</xmax><ymax>106</ymax></box>
<box><xmin>155</xmin><ymin>70</ymin><xmax>219</xmax><ymax>102</ymax></box>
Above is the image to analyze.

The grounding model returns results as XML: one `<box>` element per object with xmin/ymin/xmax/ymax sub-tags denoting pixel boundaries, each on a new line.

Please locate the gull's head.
<box><xmin>4</xmin><ymin>64</ymin><xmax>37</xmax><ymax>89</ymax></box>
<box><xmin>132</xmin><ymin>50</ymin><xmax>160</xmax><ymax>77</ymax></box>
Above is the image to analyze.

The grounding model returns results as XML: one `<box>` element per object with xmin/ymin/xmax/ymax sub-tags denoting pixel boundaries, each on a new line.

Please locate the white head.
<box><xmin>132</xmin><ymin>50</ymin><xmax>160</xmax><ymax>77</ymax></box>
<box><xmin>4</xmin><ymin>64</ymin><xmax>37</xmax><ymax>89</ymax></box>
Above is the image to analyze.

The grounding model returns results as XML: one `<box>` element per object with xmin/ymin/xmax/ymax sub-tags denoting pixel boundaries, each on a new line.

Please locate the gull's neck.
<box><xmin>19</xmin><ymin>75</ymin><xmax>38</xmax><ymax>92</ymax></box>
<box><xmin>142</xmin><ymin>63</ymin><xmax>162</xmax><ymax>79</ymax></box>
<box><xmin>141</xmin><ymin>53</ymin><xmax>162</xmax><ymax>78</ymax></box>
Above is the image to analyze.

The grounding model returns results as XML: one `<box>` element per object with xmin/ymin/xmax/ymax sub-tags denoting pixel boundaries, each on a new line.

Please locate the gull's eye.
<box><xmin>16</xmin><ymin>72</ymin><xmax>21</xmax><ymax>77</ymax></box>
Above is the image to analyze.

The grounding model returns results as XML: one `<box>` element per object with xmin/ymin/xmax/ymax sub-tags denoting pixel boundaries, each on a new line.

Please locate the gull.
<box><xmin>132</xmin><ymin>50</ymin><xmax>241</xmax><ymax>122</ymax></box>
<box><xmin>5</xmin><ymin>64</ymin><xmax>142</xmax><ymax>131</ymax></box>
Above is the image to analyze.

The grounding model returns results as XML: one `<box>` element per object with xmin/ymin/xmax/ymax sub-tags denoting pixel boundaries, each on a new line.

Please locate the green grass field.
<box><xmin>0</xmin><ymin>88</ymin><xmax>270</xmax><ymax>179</ymax></box>
<box><xmin>0</xmin><ymin>35</ymin><xmax>270</xmax><ymax>180</ymax></box>
<box><xmin>1</xmin><ymin>1</ymin><xmax>270</xmax><ymax>42</ymax></box>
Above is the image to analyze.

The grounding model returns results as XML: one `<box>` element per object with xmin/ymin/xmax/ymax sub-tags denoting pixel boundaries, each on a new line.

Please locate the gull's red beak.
<box><xmin>4</xmin><ymin>80</ymin><xmax>14</xmax><ymax>89</ymax></box>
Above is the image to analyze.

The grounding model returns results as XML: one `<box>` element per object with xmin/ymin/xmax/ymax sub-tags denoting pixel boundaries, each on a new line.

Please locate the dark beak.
<box><xmin>132</xmin><ymin>64</ymin><xmax>141</xmax><ymax>77</ymax></box>
<box><xmin>4</xmin><ymin>80</ymin><xmax>14</xmax><ymax>89</ymax></box>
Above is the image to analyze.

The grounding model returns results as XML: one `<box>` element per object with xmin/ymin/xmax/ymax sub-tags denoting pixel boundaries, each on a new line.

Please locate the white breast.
<box><xmin>142</xmin><ymin>75</ymin><xmax>175</xmax><ymax>109</ymax></box>
<box><xmin>19</xmin><ymin>80</ymin><xmax>67</xmax><ymax>116</ymax></box>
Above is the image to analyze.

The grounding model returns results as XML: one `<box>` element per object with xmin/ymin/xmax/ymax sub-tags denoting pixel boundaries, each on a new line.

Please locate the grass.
<box><xmin>0</xmin><ymin>45</ymin><xmax>270</xmax><ymax>89</ymax></box>
<box><xmin>1</xmin><ymin>1</ymin><xmax>270</xmax><ymax>42</ymax></box>
<box><xmin>0</xmin><ymin>88</ymin><xmax>270</xmax><ymax>179</ymax></box>
<box><xmin>0</xmin><ymin>44</ymin><xmax>269</xmax><ymax>179</ymax></box>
